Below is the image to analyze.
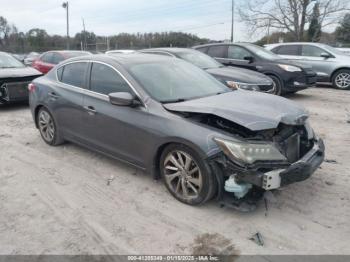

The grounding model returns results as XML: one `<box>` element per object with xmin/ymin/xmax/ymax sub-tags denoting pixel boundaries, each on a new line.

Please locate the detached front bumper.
<box><xmin>234</xmin><ymin>138</ymin><xmax>325</xmax><ymax>190</ymax></box>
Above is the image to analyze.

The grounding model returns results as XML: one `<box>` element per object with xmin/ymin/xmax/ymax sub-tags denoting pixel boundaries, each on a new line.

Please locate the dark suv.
<box><xmin>194</xmin><ymin>43</ymin><xmax>317</xmax><ymax>95</ymax></box>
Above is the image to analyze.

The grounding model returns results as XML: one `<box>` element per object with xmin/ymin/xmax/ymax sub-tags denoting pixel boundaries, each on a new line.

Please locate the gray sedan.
<box><xmin>266</xmin><ymin>42</ymin><xmax>350</xmax><ymax>89</ymax></box>
<box><xmin>29</xmin><ymin>54</ymin><xmax>324</xmax><ymax>211</ymax></box>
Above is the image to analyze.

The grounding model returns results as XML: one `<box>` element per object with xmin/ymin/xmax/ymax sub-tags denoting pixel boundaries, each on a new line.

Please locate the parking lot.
<box><xmin>0</xmin><ymin>86</ymin><xmax>349</xmax><ymax>255</ymax></box>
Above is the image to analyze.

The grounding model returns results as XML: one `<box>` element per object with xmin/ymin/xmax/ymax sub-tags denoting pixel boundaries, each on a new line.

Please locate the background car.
<box><xmin>106</xmin><ymin>50</ymin><xmax>135</xmax><ymax>55</ymax></box>
<box><xmin>24</xmin><ymin>52</ymin><xmax>40</xmax><ymax>66</ymax></box>
<box><xmin>29</xmin><ymin>54</ymin><xmax>324</xmax><ymax>210</ymax></box>
<box><xmin>32</xmin><ymin>50</ymin><xmax>91</xmax><ymax>74</ymax></box>
<box><xmin>0</xmin><ymin>52</ymin><xmax>42</xmax><ymax>104</ymax></box>
<box><xmin>266</xmin><ymin>42</ymin><xmax>350</xmax><ymax>90</ymax></box>
<box><xmin>138</xmin><ymin>48</ymin><xmax>275</xmax><ymax>94</ymax></box>
<box><xmin>194</xmin><ymin>43</ymin><xmax>317</xmax><ymax>95</ymax></box>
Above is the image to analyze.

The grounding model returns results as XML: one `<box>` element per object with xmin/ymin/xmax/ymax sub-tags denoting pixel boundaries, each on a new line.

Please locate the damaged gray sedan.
<box><xmin>29</xmin><ymin>54</ymin><xmax>325</xmax><ymax>211</ymax></box>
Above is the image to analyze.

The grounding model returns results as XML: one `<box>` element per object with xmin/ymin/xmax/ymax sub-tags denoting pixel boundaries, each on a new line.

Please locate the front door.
<box><xmin>81</xmin><ymin>62</ymin><xmax>149</xmax><ymax>167</ymax></box>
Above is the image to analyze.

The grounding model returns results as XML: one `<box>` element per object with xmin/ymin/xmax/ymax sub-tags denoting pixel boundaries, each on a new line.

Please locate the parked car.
<box><xmin>24</xmin><ymin>52</ymin><xmax>40</xmax><ymax>66</ymax></box>
<box><xmin>266</xmin><ymin>42</ymin><xmax>350</xmax><ymax>90</ymax></box>
<box><xmin>336</xmin><ymin>48</ymin><xmax>350</xmax><ymax>55</ymax></box>
<box><xmin>138</xmin><ymin>48</ymin><xmax>275</xmax><ymax>94</ymax></box>
<box><xmin>12</xmin><ymin>53</ymin><xmax>26</xmax><ymax>63</ymax></box>
<box><xmin>29</xmin><ymin>54</ymin><xmax>324</xmax><ymax>211</ymax></box>
<box><xmin>193</xmin><ymin>43</ymin><xmax>317</xmax><ymax>95</ymax></box>
<box><xmin>0</xmin><ymin>52</ymin><xmax>42</xmax><ymax>104</ymax></box>
<box><xmin>106</xmin><ymin>50</ymin><xmax>135</xmax><ymax>55</ymax></box>
<box><xmin>32</xmin><ymin>50</ymin><xmax>91</xmax><ymax>74</ymax></box>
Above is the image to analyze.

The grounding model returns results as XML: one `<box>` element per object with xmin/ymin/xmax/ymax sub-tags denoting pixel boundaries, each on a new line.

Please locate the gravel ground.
<box><xmin>0</xmin><ymin>87</ymin><xmax>349</xmax><ymax>255</ymax></box>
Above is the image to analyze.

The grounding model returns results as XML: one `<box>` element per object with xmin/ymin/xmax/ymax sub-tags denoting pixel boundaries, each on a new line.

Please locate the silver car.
<box><xmin>266</xmin><ymin>42</ymin><xmax>350</xmax><ymax>90</ymax></box>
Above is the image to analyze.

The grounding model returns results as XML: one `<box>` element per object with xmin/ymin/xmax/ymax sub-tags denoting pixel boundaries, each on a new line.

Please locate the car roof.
<box><xmin>141</xmin><ymin>47</ymin><xmax>195</xmax><ymax>54</ymax></box>
<box><xmin>193</xmin><ymin>42</ymin><xmax>257</xmax><ymax>49</ymax></box>
<box><xmin>65</xmin><ymin>53</ymin><xmax>178</xmax><ymax>67</ymax></box>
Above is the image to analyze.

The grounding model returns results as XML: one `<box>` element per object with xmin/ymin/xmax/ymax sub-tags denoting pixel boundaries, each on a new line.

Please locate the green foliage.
<box><xmin>335</xmin><ymin>13</ymin><xmax>350</xmax><ymax>44</ymax></box>
<box><xmin>0</xmin><ymin>15</ymin><xmax>209</xmax><ymax>53</ymax></box>
<box><xmin>308</xmin><ymin>3</ymin><xmax>322</xmax><ymax>42</ymax></box>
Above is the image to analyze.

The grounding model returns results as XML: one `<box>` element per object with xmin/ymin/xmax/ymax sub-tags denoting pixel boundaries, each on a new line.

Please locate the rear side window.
<box><xmin>228</xmin><ymin>46</ymin><xmax>252</xmax><ymax>60</ymax></box>
<box><xmin>41</xmin><ymin>53</ymin><xmax>54</xmax><ymax>64</ymax></box>
<box><xmin>61</xmin><ymin>62</ymin><xmax>87</xmax><ymax>88</ymax></box>
<box><xmin>57</xmin><ymin>67</ymin><xmax>64</xmax><ymax>81</ymax></box>
<box><xmin>274</xmin><ymin>45</ymin><xmax>299</xmax><ymax>55</ymax></box>
<box><xmin>208</xmin><ymin>45</ymin><xmax>226</xmax><ymax>58</ymax></box>
<box><xmin>90</xmin><ymin>63</ymin><xmax>131</xmax><ymax>95</ymax></box>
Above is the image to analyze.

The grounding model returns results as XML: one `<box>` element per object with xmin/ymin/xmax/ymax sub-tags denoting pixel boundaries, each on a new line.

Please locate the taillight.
<box><xmin>28</xmin><ymin>83</ymin><xmax>36</xmax><ymax>92</ymax></box>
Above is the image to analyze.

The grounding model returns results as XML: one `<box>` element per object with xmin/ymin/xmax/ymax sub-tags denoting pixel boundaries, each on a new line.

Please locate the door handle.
<box><xmin>48</xmin><ymin>92</ymin><xmax>59</xmax><ymax>99</ymax></box>
<box><xmin>84</xmin><ymin>106</ymin><xmax>97</xmax><ymax>115</ymax></box>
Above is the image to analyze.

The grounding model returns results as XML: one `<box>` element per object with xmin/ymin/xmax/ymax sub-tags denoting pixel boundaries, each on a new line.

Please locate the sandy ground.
<box><xmin>0</xmin><ymin>87</ymin><xmax>349</xmax><ymax>256</ymax></box>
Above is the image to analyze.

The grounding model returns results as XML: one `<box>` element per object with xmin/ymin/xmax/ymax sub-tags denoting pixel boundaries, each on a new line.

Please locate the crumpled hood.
<box><xmin>206</xmin><ymin>66</ymin><xmax>272</xmax><ymax>84</ymax></box>
<box><xmin>164</xmin><ymin>90</ymin><xmax>309</xmax><ymax>131</ymax></box>
<box><xmin>0</xmin><ymin>67</ymin><xmax>42</xmax><ymax>79</ymax></box>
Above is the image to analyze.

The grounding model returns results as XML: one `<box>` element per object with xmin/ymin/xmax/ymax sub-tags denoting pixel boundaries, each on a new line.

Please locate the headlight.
<box><xmin>214</xmin><ymin>138</ymin><xmax>287</xmax><ymax>165</ymax></box>
<box><xmin>226</xmin><ymin>81</ymin><xmax>260</xmax><ymax>91</ymax></box>
<box><xmin>278</xmin><ymin>64</ymin><xmax>302</xmax><ymax>72</ymax></box>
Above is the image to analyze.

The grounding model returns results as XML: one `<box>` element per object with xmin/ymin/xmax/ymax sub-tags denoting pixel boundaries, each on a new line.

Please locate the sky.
<box><xmin>0</xmin><ymin>0</ymin><xmax>254</xmax><ymax>41</ymax></box>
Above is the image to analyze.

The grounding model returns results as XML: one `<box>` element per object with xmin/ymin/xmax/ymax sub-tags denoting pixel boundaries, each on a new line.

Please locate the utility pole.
<box><xmin>267</xmin><ymin>18</ymin><xmax>271</xmax><ymax>44</ymax></box>
<box><xmin>82</xmin><ymin>18</ymin><xmax>87</xmax><ymax>51</ymax></box>
<box><xmin>62</xmin><ymin>2</ymin><xmax>70</xmax><ymax>49</ymax></box>
<box><xmin>231</xmin><ymin>0</ymin><xmax>235</xmax><ymax>42</ymax></box>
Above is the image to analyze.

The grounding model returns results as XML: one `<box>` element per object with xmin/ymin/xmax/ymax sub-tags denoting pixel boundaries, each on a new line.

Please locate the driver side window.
<box><xmin>228</xmin><ymin>46</ymin><xmax>252</xmax><ymax>60</ymax></box>
<box><xmin>302</xmin><ymin>45</ymin><xmax>328</xmax><ymax>57</ymax></box>
<box><xmin>90</xmin><ymin>63</ymin><xmax>132</xmax><ymax>95</ymax></box>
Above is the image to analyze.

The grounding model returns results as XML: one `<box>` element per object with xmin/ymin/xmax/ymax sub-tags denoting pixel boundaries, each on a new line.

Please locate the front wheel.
<box><xmin>160</xmin><ymin>144</ymin><xmax>216</xmax><ymax>206</ymax></box>
<box><xmin>332</xmin><ymin>70</ymin><xmax>350</xmax><ymax>90</ymax></box>
<box><xmin>268</xmin><ymin>75</ymin><xmax>282</xmax><ymax>96</ymax></box>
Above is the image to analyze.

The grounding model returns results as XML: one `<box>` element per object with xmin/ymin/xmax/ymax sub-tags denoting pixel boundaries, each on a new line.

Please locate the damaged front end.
<box><xmin>190</xmin><ymin>113</ymin><xmax>325</xmax><ymax>211</ymax></box>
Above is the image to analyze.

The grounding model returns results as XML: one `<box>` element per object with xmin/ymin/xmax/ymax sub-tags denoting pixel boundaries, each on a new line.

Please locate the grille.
<box><xmin>258</xmin><ymin>84</ymin><xmax>274</xmax><ymax>92</ymax></box>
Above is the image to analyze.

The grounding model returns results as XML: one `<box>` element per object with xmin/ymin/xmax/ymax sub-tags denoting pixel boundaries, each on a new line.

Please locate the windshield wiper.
<box><xmin>161</xmin><ymin>98</ymin><xmax>187</xmax><ymax>104</ymax></box>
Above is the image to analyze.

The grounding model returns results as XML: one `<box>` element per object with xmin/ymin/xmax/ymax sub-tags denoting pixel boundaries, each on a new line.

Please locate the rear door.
<box><xmin>81</xmin><ymin>62</ymin><xmax>149</xmax><ymax>167</ymax></box>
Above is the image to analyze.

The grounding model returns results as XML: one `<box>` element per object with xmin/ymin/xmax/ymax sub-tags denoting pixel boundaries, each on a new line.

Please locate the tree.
<box><xmin>335</xmin><ymin>13</ymin><xmax>350</xmax><ymax>43</ymax></box>
<box><xmin>239</xmin><ymin>0</ymin><xmax>350</xmax><ymax>41</ymax></box>
<box><xmin>308</xmin><ymin>3</ymin><xmax>322</xmax><ymax>42</ymax></box>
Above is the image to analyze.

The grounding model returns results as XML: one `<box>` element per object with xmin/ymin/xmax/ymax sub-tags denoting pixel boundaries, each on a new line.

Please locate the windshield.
<box><xmin>128</xmin><ymin>59</ymin><xmax>230</xmax><ymax>103</ymax></box>
<box><xmin>245</xmin><ymin>44</ymin><xmax>281</xmax><ymax>60</ymax></box>
<box><xmin>177</xmin><ymin>50</ymin><xmax>222</xmax><ymax>69</ymax></box>
<box><xmin>319</xmin><ymin>44</ymin><xmax>347</xmax><ymax>56</ymax></box>
<box><xmin>0</xmin><ymin>53</ymin><xmax>25</xmax><ymax>68</ymax></box>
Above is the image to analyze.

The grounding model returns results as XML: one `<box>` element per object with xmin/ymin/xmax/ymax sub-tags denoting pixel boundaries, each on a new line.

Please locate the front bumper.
<box><xmin>283</xmin><ymin>71</ymin><xmax>317</xmax><ymax>92</ymax></box>
<box><xmin>235</xmin><ymin>138</ymin><xmax>325</xmax><ymax>190</ymax></box>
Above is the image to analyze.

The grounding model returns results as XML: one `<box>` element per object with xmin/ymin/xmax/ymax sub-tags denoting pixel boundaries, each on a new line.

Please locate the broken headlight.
<box><xmin>214</xmin><ymin>138</ymin><xmax>287</xmax><ymax>165</ymax></box>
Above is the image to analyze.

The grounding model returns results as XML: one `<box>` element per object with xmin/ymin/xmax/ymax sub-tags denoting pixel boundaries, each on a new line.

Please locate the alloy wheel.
<box><xmin>335</xmin><ymin>73</ymin><xmax>350</xmax><ymax>89</ymax></box>
<box><xmin>163</xmin><ymin>150</ymin><xmax>203</xmax><ymax>201</ymax></box>
<box><xmin>38</xmin><ymin>110</ymin><xmax>55</xmax><ymax>143</ymax></box>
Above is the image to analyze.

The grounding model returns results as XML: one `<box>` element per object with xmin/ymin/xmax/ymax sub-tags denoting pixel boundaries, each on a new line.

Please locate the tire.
<box><xmin>268</xmin><ymin>75</ymin><xmax>282</xmax><ymax>96</ymax></box>
<box><xmin>160</xmin><ymin>144</ymin><xmax>217</xmax><ymax>206</ymax></box>
<box><xmin>37</xmin><ymin>107</ymin><xmax>64</xmax><ymax>146</ymax></box>
<box><xmin>332</xmin><ymin>69</ymin><xmax>350</xmax><ymax>90</ymax></box>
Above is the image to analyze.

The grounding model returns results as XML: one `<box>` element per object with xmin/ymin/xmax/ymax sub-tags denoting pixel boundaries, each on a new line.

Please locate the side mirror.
<box><xmin>244</xmin><ymin>56</ymin><xmax>254</xmax><ymax>63</ymax></box>
<box><xmin>320</xmin><ymin>52</ymin><xmax>331</xmax><ymax>59</ymax></box>
<box><xmin>109</xmin><ymin>92</ymin><xmax>137</xmax><ymax>107</ymax></box>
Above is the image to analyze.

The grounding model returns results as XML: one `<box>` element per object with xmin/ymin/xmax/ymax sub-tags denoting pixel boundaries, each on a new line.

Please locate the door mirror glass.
<box><xmin>109</xmin><ymin>92</ymin><xmax>135</xmax><ymax>106</ymax></box>
<box><xmin>244</xmin><ymin>56</ymin><xmax>254</xmax><ymax>63</ymax></box>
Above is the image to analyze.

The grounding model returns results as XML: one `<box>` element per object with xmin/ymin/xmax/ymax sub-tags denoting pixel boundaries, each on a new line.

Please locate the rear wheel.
<box><xmin>269</xmin><ymin>75</ymin><xmax>282</xmax><ymax>95</ymax></box>
<box><xmin>332</xmin><ymin>70</ymin><xmax>350</xmax><ymax>90</ymax></box>
<box><xmin>160</xmin><ymin>144</ymin><xmax>216</xmax><ymax>206</ymax></box>
<box><xmin>37</xmin><ymin>107</ymin><xmax>64</xmax><ymax>146</ymax></box>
